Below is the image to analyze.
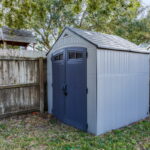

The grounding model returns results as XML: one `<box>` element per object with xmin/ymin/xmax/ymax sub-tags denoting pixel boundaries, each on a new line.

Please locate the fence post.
<box><xmin>39</xmin><ymin>57</ymin><xmax>44</xmax><ymax>113</ymax></box>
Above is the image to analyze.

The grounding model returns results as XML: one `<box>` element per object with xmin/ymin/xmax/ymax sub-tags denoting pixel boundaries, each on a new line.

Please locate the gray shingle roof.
<box><xmin>0</xmin><ymin>26</ymin><xmax>36</xmax><ymax>45</ymax></box>
<box><xmin>67</xmin><ymin>27</ymin><xmax>148</xmax><ymax>53</ymax></box>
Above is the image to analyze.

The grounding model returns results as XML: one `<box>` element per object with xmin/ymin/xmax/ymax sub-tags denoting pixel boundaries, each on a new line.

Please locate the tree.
<box><xmin>0</xmin><ymin>0</ymin><xmax>77</xmax><ymax>51</ymax></box>
<box><xmin>0</xmin><ymin>0</ymin><xmax>146</xmax><ymax>51</ymax></box>
<box><xmin>112</xmin><ymin>8</ymin><xmax>150</xmax><ymax>45</ymax></box>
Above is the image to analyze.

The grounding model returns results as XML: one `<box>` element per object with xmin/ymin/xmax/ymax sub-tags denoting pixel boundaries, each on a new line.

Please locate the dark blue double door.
<box><xmin>52</xmin><ymin>47</ymin><xmax>87</xmax><ymax>131</ymax></box>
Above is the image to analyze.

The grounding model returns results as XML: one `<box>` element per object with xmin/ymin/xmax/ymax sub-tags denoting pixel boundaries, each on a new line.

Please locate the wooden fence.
<box><xmin>0</xmin><ymin>50</ymin><xmax>46</xmax><ymax>118</ymax></box>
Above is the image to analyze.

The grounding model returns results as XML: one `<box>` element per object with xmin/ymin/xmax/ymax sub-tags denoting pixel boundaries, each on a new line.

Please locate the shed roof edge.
<box><xmin>46</xmin><ymin>27</ymin><xmax>150</xmax><ymax>55</ymax></box>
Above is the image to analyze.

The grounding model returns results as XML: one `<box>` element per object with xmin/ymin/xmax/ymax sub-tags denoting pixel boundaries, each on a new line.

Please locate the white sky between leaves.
<box><xmin>141</xmin><ymin>0</ymin><xmax>150</xmax><ymax>6</ymax></box>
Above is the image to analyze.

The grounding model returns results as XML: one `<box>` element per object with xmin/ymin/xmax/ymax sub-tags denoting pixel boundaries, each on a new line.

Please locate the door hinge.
<box><xmin>86</xmin><ymin>88</ymin><xmax>88</xmax><ymax>94</ymax></box>
<box><xmin>86</xmin><ymin>52</ymin><xmax>88</xmax><ymax>58</ymax></box>
<box><xmin>86</xmin><ymin>123</ymin><xmax>88</xmax><ymax>130</ymax></box>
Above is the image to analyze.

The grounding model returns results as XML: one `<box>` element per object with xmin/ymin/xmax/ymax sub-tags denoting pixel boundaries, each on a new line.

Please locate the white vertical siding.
<box><xmin>47</xmin><ymin>29</ymin><xmax>97</xmax><ymax>134</ymax></box>
<box><xmin>97</xmin><ymin>49</ymin><xmax>149</xmax><ymax>135</ymax></box>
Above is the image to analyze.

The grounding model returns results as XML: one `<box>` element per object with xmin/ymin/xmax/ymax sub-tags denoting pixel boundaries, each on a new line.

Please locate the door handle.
<box><xmin>62</xmin><ymin>84</ymin><xmax>68</xmax><ymax>96</ymax></box>
<box><xmin>64</xmin><ymin>84</ymin><xmax>68</xmax><ymax>96</ymax></box>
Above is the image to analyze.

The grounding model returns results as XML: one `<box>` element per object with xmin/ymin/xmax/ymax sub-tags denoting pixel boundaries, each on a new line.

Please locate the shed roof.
<box><xmin>0</xmin><ymin>26</ymin><xmax>36</xmax><ymax>46</ymax></box>
<box><xmin>66</xmin><ymin>27</ymin><xmax>148</xmax><ymax>53</ymax></box>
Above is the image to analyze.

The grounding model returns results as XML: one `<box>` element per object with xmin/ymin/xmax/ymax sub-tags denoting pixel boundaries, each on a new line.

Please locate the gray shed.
<box><xmin>47</xmin><ymin>27</ymin><xmax>149</xmax><ymax>135</ymax></box>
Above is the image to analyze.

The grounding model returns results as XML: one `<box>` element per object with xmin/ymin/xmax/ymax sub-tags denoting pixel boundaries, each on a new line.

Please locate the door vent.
<box><xmin>63</xmin><ymin>33</ymin><xmax>69</xmax><ymax>38</ymax></box>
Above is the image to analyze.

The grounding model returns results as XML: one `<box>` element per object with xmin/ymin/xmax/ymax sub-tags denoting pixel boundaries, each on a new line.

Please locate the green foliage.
<box><xmin>0</xmin><ymin>0</ymin><xmax>149</xmax><ymax>51</ymax></box>
<box><xmin>0</xmin><ymin>123</ymin><xmax>7</xmax><ymax>130</ymax></box>
<box><xmin>0</xmin><ymin>0</ymin><xmax>77</xmax><ymax>50</ymax></box>
<box><xmin>110</xmin><ymin>9</ymin><xmax>150</xmax><ymax>45</ymax></box>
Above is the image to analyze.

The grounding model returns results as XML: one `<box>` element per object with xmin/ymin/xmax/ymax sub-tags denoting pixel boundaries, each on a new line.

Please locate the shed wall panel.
<box><xmin>47</xmin><ymin>29</ymin><xmax>97</xmax><ymax>134</ymax></box>
<box><xmin>97</xmin><ymin>49</ymin><xmax>149</xmax><ymax>135</ymax></box>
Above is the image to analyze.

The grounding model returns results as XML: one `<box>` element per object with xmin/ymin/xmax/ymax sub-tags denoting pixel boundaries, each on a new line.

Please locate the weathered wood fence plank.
<box><xmin>39</xmin><ymin>58</ymin><xmax>44</xmax><ymax>113</ymax></box>
<box><xmin>0</xmin><ymin>50</ymin><xmax>46</xmax><ymax>118</ymax></box>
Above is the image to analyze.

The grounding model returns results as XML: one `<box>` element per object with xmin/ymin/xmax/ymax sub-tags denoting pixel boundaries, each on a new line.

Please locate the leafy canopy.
<box><xmin>0</xmin><ymin>0</ymin><xmax>149</xmax><ymax>51</ymax></box>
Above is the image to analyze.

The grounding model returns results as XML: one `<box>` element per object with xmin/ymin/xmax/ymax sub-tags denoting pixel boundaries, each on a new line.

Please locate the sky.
<box><xmin>138</xmin><ymin>0</ymin><xmax>150</xmax><ymax>18</ymax></box>
<box><xmin>141</xmin><ymin>0</ymin><xmax>150</xmax><ymax>6</ymax></box>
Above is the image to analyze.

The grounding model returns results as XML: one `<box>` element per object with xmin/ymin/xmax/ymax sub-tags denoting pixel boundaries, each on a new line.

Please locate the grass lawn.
<box><xmin>0</xmin><ymin>113</ymin><xmax>149</xmax><ymax>150</ymax></box>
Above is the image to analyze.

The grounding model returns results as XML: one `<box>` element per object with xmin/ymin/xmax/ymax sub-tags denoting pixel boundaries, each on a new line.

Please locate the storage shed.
<box><xmin>47</xmin><ymin>27</ymin><xmax>149</xmax><ymax>135</ymax></box>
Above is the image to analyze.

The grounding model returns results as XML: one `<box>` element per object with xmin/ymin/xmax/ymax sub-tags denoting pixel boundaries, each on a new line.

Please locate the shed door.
<box><xmin>52</xmin><ymin>50</ymin><xmax>65</xmax><ymax>121</ymax></box>
<box><xmin>52</xmin><ymin>47</ymin><xmax>87</xmax><ymax>131</ymax></box>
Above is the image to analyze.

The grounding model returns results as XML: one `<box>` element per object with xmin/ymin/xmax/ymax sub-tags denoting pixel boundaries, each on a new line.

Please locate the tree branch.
<box><xmin>79</xmin><ymin>10</ymin><xmax>87</xmax><ymax>27</ymax></box>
